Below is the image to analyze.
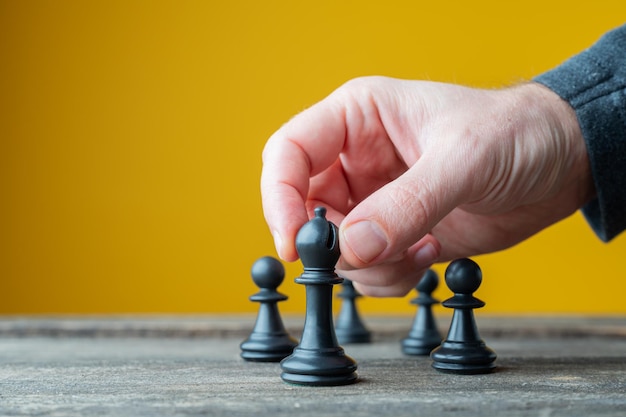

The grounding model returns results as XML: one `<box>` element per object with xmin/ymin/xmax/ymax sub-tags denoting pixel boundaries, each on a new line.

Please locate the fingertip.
<box><xmin>411</xmin><ymin>237</ymin><xmax>441</xmax><ymax>270</ymax></box>
<box><xmin>272</xmin><ymin>229</ymin><xmax>286</xmax><ymax>260</ymax></box>
<box><xmin>272</xmin><ymin>229</ymin><xmax>299</xmax><ymax>262</ymax></box>
<box><xmin>351</xmin><ymin>280</ymin><xmax>369</xmax><ymax>296</ymax></box>
<box><xmin>352</xmin><ymin>280</ymin><xmax>415</xmax><ymax>298</ymax></box>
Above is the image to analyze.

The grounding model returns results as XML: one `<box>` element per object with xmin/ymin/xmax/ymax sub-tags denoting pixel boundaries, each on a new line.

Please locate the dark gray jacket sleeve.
<box><xmin>534</xmin><ymin>24</ymin><xmax>626</xmax><ymax>242</ymax></box>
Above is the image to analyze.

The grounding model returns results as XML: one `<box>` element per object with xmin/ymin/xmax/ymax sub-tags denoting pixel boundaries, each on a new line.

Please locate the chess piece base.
<box><xmin>280</xmin><ymin>347</ymin><xmax>358</xmax><ymax>386</ymax></box>
<box><xmin>401</xmin><ymin>330</ymin><xmax>442</xmax><ymax>356</ymax></box>
<box><xmin>240</xmin><ymin>333</ymin><xmax>298</xmax><ymax>362</ymax></box>
<box><xmin>430</xmin><ymin>340</ymin><xmax>497</xmax><ymax>374</ymax></box>
<box><xmin>336</xmin><ymin>328</ymin><xmax>371</xmax><ymax>344</ymax></box>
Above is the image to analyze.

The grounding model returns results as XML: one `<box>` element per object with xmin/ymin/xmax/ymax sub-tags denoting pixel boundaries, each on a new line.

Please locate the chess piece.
<box><xmin>431</xmin><ymin>258</ymin><xmax>497</xmax><ymax>374</ymax></box>
<box><xmin>401</xmin><ymin>269</ymin><xmax>442</xmax><ymax>355</ymax></box>
<box><xmin>335</xmin><ymin>279</ymin><xmax>372</xmax><ymax>344</ymax></box>
<box><xmin>240</xmin><ymin>256</ymin><xmax>298</xmax><ymax>362</ymax></box>
<box><xmin>280</xmin><ymin>207</ymin><xmax>358</xmax><ymax>386</ymax></box>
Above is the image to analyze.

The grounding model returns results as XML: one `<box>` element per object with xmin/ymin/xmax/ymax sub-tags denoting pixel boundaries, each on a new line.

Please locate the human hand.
<box><xmin>261</xmin><ymin>77</ymin><xmax>594</xmax><ymax>296</ymax></box>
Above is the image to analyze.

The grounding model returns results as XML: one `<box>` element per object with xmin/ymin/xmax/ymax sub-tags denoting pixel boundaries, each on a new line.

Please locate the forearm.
<box><xmin>534</xmin><ymin>24</ymin><xmax>626</xmax><ymax>241</ymax></box>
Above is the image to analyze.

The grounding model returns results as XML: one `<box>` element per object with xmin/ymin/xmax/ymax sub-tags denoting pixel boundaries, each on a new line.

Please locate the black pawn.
<box><xmin>240</xmin><ymin>256</ymin><xmax>298</xmax><ymax>362</ymax></box>
<box><xmin>280</xmin><ymin>207</ymin><xmax>358</xmax><ymax>386</ymax></box>
<box><xmin>431</xmin><ymin>258</ymin><xmax>497</xmax><ymax>374</ymax></box>
<box><xmin>335</xmin><ymin>279</ymin><xmax>371</xmax><ymax>344</ymax></box>
<box><xmin>401</xmin><ymin>269</ymin><xmax>442</xmax><ymax>355</ymax></box>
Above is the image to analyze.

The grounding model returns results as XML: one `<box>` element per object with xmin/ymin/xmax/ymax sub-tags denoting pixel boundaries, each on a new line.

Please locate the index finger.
<box><xmin>261</xmin><ymin>96</ymin><xmax>348</xmax><ymax>261</ymax></box>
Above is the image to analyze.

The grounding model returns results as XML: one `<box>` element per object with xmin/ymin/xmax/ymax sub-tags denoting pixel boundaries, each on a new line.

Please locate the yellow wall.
<box><xmin>2</xmin><ymin>0</ymin><xmax>626</xmax><ymax>314</ymax></box>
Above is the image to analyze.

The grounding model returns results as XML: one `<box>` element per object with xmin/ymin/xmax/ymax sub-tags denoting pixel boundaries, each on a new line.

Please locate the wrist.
<box><xmin>512</xmin><ymin>82</ymin><xmax>596</xmax><ymax>208</ymax></box>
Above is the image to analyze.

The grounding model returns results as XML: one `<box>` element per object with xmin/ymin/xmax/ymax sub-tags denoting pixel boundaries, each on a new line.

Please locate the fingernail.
<box><xmin>272</xmin><ymin>230</ymin><xmax>283</xmax><ymax>258</ymax></box>
<box><xmin>414</xmin><ymin>243</ymin><xmax>438</xmax><ymax>268</ymax></box>
<box><xmin>342</xmin><ymin>220</ymin><xmax>388</xmax><ymax>263</ymax></box>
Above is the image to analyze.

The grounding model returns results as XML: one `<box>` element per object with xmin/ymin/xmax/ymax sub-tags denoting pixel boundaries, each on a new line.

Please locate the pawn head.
<box><xmin>416</xmin><ymin>269</ymin><xmax>439</xmax><ymax>294</ymax></box>
<box><xmin>445</xmin><ymin>258</ymin><xmax>482</xmax><ymax>295</ymax></box>
<box><xmin>251</xmin><ymin>256</ymin><xmax>285</xmax><ymax>289</ymax></box>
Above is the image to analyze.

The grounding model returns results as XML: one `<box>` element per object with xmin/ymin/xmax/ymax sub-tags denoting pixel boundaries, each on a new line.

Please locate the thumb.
<box><xmin>339</xmin><ymin>154</ymin><xmax>467</xmax><ymax>268</ymax></box>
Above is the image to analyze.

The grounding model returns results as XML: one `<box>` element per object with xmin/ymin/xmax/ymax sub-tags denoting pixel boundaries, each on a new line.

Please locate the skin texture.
<box><xmin>261</xmin><ymin>77</ymin><xmax>594</xmax><ymax>297</ymax></box>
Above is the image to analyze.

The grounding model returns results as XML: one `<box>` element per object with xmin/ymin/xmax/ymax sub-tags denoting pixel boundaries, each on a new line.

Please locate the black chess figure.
<box><xmin>401</xmin><ymin>269</ymin><xmax>442</xmax><ymax>355</ymax></box>
<box><xmin>335</xmin><ymin>279</ymin><xmax>371</xmax><ymax>344</ymax></box>
<box><xmin>240</xmin><ymin>256</ymin><xmax>298</xmax><ymax>362</ymax></box>
<box><xmin>431</xmin><ymin>258</ymin><xmax>497</xmax><ymax>374</ymax></box>
<box><xmin>280</xmin><ymin>207</ymin><xmax>358</xmax><ymax>386</ymax></box>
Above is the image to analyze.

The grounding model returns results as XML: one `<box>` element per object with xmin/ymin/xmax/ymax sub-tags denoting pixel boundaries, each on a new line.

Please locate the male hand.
<box><xmin>261</xmin><ymin>77</ymin><xmax>593</xmax><ymax>296</ymax></box>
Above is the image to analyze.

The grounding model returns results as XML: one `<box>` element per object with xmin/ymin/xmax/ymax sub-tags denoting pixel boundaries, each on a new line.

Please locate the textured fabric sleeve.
<box><xmin>534</xmin><ymin>24</ymin><xmax>626</xmax><ymax>242</ymax></box>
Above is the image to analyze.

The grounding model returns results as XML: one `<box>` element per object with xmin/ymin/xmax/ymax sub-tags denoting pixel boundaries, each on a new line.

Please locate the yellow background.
<box><xmin>2</xmin><ymin>0</ymin><xmax>626</xmax><ymax>315</ymax></box>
